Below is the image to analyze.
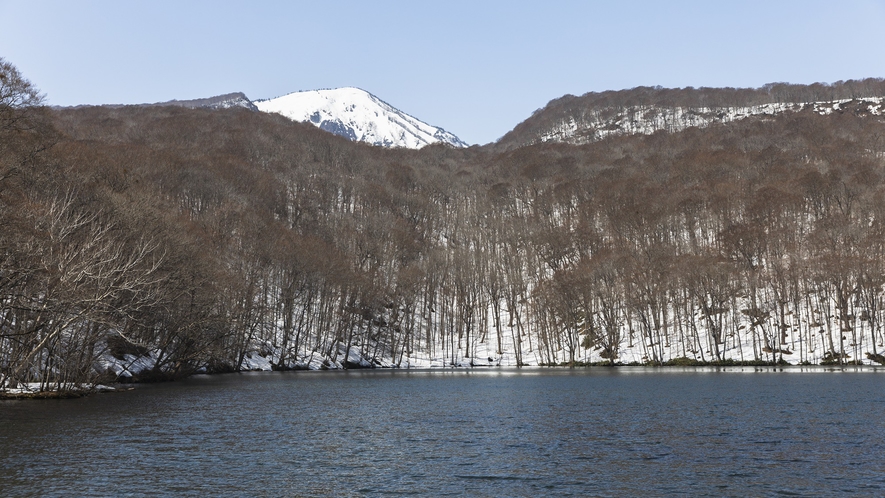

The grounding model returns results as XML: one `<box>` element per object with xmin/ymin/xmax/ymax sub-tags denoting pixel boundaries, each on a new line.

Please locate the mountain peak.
<box><xmin>255</xmin><ymin>87</ymin><xmax>468</xmax><ymax>149</ymax></box>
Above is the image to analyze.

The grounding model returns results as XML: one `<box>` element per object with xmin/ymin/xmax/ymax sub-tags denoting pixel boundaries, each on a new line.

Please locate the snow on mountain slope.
<box><xmin>523</xmin><ymin>97</ymin><xmax>885</xmax><ymax>147</ymax></box>
<box><xmin>255</xmin><ymin>87</ymin><xmax>468</xmax><ymax>149</ymax></box>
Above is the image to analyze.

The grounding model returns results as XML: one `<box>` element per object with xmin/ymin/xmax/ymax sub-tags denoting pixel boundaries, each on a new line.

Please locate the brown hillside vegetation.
<box><xmin>4</xmin><ymin>60</ymin><xmax>885</xmax><ymax>392</ymax></box>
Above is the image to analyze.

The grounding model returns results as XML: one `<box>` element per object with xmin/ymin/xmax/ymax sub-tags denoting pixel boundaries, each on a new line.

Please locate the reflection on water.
<box><xmin>1</xmin><ymin>367</ymin><xmax>884</xmax><ymax>496</ymax></box>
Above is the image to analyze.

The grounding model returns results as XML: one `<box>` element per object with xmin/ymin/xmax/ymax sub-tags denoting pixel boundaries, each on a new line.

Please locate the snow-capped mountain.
<box><xmin>255</xmin><ymin>87</ymin><xmax>468</xmax><ymax>149</ymax></box>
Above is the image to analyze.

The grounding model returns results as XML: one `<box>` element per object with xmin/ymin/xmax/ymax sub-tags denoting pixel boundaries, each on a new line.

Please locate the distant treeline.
<box><xmin>3</xmin><ymin>59</ymin><xmax>885</xmax><ymax>392</ymax></box>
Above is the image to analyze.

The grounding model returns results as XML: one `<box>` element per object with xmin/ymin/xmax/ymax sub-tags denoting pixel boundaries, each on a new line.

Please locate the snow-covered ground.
<box><xmin>255</xmin><ymin>87</ymin><xmax>468</xmax><ymax>149</ymax></box>
<box><xmin>91</xmin><ymin>293</ymin><xmax>875</xmax><ymax>384</ymax></box>
<box><xmin>3</xmin><ymin>294</ymin><xmax>877</xmax><ymax>396</ymax></box>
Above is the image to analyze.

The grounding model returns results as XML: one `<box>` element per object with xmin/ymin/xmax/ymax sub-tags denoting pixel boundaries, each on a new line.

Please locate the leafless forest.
<box><xmin>4</xmin><ymin>59</ymin><xmax>885</xmax><ymax>392</ymax></box>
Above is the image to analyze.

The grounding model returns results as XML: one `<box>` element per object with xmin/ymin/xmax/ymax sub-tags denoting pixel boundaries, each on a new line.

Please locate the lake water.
<box><xmin>1</xmin><ymin>367</ymin><xmax>884</xmax><ymax>497</ymax></box>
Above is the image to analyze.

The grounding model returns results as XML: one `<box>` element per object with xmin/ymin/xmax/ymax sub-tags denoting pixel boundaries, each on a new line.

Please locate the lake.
<box><xmin>1</xmin><ymin>367</ymin><xmax>883</xmax><ymax>497</ymax></box>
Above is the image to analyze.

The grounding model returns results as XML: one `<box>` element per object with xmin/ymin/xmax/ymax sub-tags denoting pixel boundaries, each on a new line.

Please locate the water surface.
<box><xmin>1</xmin><ymin>367</ymin><xmax>883</xmax><ymax>496</ymax></box>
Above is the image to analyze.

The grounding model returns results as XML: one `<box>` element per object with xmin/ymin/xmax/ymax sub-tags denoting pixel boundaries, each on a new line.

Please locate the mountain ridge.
<box><xmin>496</xmin><ymin>78</ymin><xmax>885</xmax><ymax>150</ymax></box>
<box><xmin>149</xmin><ymin>92</ymin><xmax>259</xmax><ymax>111</ymax></box>
<box><xmin>56</xmin><ymin>88</ymin><xmax>468</xmax><ymax>150</ymax></box>
<box><xmin>53</xmin><ymin>78</ymin><xmax>885</xmax><ymax>152</ymax></box>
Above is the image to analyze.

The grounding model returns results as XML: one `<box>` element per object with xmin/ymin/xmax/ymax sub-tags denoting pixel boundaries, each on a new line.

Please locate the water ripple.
<box><xmin>1</xmin><ymin>369</ymin><xmax>883</xmax><ymax>496</ymax></box>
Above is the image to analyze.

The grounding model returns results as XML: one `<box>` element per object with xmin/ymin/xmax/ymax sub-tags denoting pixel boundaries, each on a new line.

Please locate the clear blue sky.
<box><xmin>2</xmin><ymin>0</ymin><xmax>885</xmax><ymax>145</ymax></box>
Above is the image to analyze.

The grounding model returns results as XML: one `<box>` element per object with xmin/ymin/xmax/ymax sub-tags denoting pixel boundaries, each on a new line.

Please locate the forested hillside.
<box><xmin>3</xmin><ymin>59</ymin><xmax>885</xmax><ymax>393</ymax></box>
<box><xmin>497</xmin><ymin>79</ymin><xmax>885</xmax><ymax>149</ymax></box>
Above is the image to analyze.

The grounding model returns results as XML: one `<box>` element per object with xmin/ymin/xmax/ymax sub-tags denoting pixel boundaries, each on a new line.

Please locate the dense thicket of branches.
<box><xmin>3</xmin><ymin>60</ymin><xmax>885</xmax><ymax>391</ymax></box>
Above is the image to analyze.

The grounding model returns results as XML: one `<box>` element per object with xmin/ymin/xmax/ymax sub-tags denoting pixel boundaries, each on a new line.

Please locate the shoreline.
<box><xmin>4</xmin><ymin>362</ymin><xmax>883</xmax><ymax>400</ymax></box>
